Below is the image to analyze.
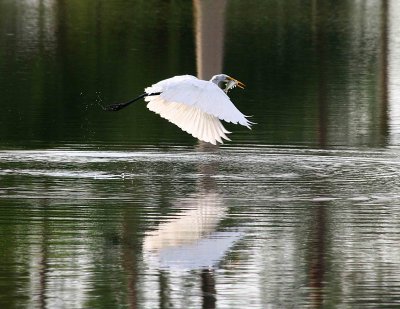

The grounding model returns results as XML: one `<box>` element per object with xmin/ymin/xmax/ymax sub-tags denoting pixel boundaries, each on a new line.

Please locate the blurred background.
<box><xmin>1</xmin><ymin>0</ymin><xmax>398</xmax><ymax>148</ymax></box>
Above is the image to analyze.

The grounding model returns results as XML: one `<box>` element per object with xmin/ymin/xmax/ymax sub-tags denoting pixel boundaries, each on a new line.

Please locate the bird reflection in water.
<box><xmin>142</xmin><ymin>143</ymin><xmax>242</xmax><ymax>308</ymax></box>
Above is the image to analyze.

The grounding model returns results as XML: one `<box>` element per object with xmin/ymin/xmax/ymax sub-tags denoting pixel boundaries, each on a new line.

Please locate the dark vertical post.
<box><xmin>379</xmin><ymin>0</ymin><xmax>389</xmax><ymax>145</ymax></box>
<box><xmin>201</xmin><ymin>269</ymin><xmax>216</xmax><ymax>309</ymax></box>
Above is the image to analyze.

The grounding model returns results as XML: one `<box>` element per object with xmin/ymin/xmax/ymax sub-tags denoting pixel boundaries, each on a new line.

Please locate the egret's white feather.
<box><xmin>145</xmin><ymin>75</ymin><xmax>252</xmax><ymax>129</ymax></box>
<box><xmin>147</xmin><ymin>98</ymin><xmax>230</xmax><ymax>145</ymax></box>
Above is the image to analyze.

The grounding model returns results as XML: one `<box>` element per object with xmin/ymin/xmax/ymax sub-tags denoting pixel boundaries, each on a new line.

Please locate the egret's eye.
<box><xmin>218</xmin><ymin>80</ymin><xmax>225</xmax><ymax>89</ymax></box>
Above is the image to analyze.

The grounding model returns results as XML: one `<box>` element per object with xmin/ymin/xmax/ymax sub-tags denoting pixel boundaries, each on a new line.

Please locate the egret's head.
<box><xmin>210</xmin><ymin>74</ymin><xmax>245</xmax><ymax>90</ymax></box>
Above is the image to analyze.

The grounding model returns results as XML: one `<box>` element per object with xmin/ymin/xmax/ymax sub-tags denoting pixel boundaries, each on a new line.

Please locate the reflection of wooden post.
<box><xmin>38</xmin><ymin>219</ymin><xmax>49</xmax><ymax>309</ymax></box>
<box><xmin>193</xmin><ymin>0</ymin><xmax>227</xmax><ymax>149</ymax></box>
<box><xmin>159</xmin><ymin>271</ymin><xmax>170</xmax><ymax>308</ymax></box>
<box><xmin>308</xmin><ymin>204</ymin><xmax>326</xmax><ymax>308</ymax></box>
<box><xmin>201</xmin><ymin>269</ymin><xmax>216</xmax><ymax>309</ymax></box>
<box><xmin>379</xmin><ymin>0</ymin><xmax>389</xmax><ymax>145</ymax></box>
<box><xmin>193</xmin><ymin>0</ymin><xmax>227</xmax><ymax>80</ymax></box>
<box><xmin>313</xmin><ymin>0</ymin><xmax>327</xmax><ymax>148</ymax></box>
<box><xmin>121</xmin><ymin>219</ymin><xmax>138</xmax><ymax>309</ymax></box>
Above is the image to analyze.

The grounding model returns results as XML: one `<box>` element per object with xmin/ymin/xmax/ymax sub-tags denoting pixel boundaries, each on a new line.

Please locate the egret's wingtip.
<box><xmin>244</xmin><ymin>115</ymin><xmax>257</xmax><ymax>126</ymax></box>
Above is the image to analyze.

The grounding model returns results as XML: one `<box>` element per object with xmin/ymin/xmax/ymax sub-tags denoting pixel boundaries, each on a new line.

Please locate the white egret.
<box><xmin>104</xmin><ymin>74</ymin><xmax>253</xmax><ymax>145</ymax></box>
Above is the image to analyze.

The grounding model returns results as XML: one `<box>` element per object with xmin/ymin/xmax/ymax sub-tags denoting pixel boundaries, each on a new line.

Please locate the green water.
<box><xmin>1</xmin><ymin>1</ymin><xmax>400</xmax><ymax>308</ymax></box>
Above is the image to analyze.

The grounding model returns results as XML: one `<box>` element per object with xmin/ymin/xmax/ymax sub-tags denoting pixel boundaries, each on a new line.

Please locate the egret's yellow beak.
<box><xmin>228</xmin><ymin>76</ymin><xmax>245</xmax><ymax>89</ymax></box>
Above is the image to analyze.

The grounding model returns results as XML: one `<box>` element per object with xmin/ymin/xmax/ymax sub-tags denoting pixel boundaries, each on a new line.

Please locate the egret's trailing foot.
<box><xmin>103</xmin><ymin>92</ymin><xmax>161</xmax><ymax>111</ymax></box>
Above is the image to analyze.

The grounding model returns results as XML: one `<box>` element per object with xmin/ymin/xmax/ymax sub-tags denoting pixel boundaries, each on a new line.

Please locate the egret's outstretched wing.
<box><xmin>146</xmin><ymin>96</ymin><xmax>231</xmax><ymax>145</ymax></box>
<box><xmin>145</xmin><ymin>75</ymin><xmax>252</xmax><ymax>128</ymax></box>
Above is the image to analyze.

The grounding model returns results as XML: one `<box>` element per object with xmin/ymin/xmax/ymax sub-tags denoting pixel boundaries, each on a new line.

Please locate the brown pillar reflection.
<box><xmin>193</xmin><ymin>0</ymin><xmax>227</xmax><ymax>80</ymax></box>
<box><xmin>379</xmin><ymin>0</ymin><xmax>389</xmax><ymax>145</ymax></box>
<box><xmin>193</xmin><ymin>0</ymin><xmax>227</xmax><ymax>149</ymax></box>
<box><xmin>121</xmin><ymin>218</ymin><xmax>138</xmax><ymax>309</ymax></box>
<box><xmin>308</xmin><ymin>204</ymin><xmax>326</xmax><ymax>308</ymax></box>
<box><xmin>159</xmin><ymin>271</ymin><xmax>171</xmax><ymax>308</ymax></box>
<box><xmin>312</xmin><ymin>0</ymin><xmax>327</xmax><ymax>148</ymax></box>
<box><xmin>201</xmin><ymin>269</ymin><xmax>216</xmax><ymax>309</ymax></box>
<box><xmin>38</xmin><ymin>215</ymin><xmax>50</xmax><ymax>309</ymax></box>
<box><xmin>196</xmin><ymin>136</ymin><xmax>219</xmax><ymax>309</ymax></box>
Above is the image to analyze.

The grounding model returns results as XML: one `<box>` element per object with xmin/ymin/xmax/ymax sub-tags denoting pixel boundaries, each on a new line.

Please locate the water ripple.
<box><xmin>1</xmin><ymin>145</ymin><xmax>400</xmax><ymax>308</ymax></box>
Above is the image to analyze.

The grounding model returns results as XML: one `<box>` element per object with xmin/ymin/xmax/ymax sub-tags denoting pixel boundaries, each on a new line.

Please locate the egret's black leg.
<box><xmin>102</xmin><ymin>92</ymin><xmax>161</xmax><ymax>111</ymax></box>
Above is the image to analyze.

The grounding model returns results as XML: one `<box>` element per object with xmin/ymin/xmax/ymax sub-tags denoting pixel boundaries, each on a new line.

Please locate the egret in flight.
<box><xmin>104</xmin><ymin>74</ymin><xmax>253</xmax><ymax>145</ymax></box>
